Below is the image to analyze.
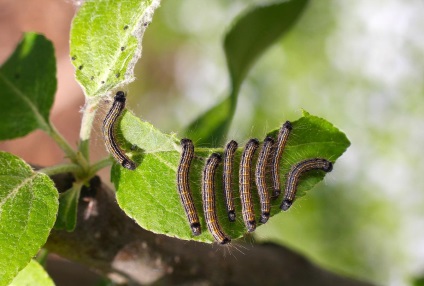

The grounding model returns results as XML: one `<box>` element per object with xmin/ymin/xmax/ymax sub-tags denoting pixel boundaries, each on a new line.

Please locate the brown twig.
<box><xmin>45</xmin><ymin>173</ymin><xmax>374</xmax><ymax>286</ymax></box>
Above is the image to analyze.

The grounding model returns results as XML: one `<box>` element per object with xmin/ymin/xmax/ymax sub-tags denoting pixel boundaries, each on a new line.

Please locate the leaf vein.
<box><xmin>0</xmin><ymin>73</ymin><xmax>50</xmax><ymax>131</ymax></box>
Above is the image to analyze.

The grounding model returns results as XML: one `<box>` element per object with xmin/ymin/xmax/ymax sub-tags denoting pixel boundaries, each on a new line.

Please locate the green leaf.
<box><xmin>0</xmin><ymin>152</ymin><xmax>59</xmax><ymax>286</ymax></box>
<box><xmin>54</xmin><ymin>183</ymin><xmax>82</xmax><ymax>232</ymax></box>
<box><xmin>186</xmin><ymin>0</ymin><xmax>309</xmax><ymax>146</ymax></box>
<box><xmin>70</xmin><ymin>0</ymin><xmax>161</xmax><ymax>98</ymax></box>
<box><xmin>413</xmin><ymin>277</ymin><xmax>424</xmax><ymax>286</ymax></box>
<box><xmin>9</xmin><ymin>260</ymin><xmax>54</xmax><ymax>286</ymax></box>
<box><xmin>225</xmin><ymin>0</ymin><xmax>309</xmax><ymax>92</ymax></box>
<box><xmin>0</xmin><ymin>33</ymin><xmax>56</xmax><ymax>140</ymax></box>
<box><xmin>112</xmin><ymin>110</ymin><xmax>350</xmax><ymax>243</ymax></box>
<box><xmin>119</xmin><ymin>111</ymin><xmax>179</xmax><ymax>153</ymax></box>
<box><xmin>185</xmin><ymin>97</ymin><xmax>232</xmax><ymax>147</ymax></box>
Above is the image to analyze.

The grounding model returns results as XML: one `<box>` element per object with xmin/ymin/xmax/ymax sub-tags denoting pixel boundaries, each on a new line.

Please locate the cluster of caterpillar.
<box><xmin>103</xmin><ymin>91</ymin><xmax>333</xmax><ymax>245</ymax></box>
<box><xmin>176</xmin><ymin>128</ymin><xmax>333</xmax><ymax>245</ymax></box>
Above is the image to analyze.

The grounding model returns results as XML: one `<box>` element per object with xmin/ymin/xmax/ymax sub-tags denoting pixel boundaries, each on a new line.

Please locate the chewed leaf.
<box><xmin>0</xmin><ymin>33</ymin><xmax>56</xmax><ymax>139</ymax></box>
<box><xmin>0</xmin><ymin>152</ymin><xmax>58</xmax><ymax>285</ymax></box>
<box><xmin>70</xmin><ymin>0</ymin><xmax>161</xmax><ymax>97</ymax></box>
<box><xmin>112</xmin><ymin>111</ymin><xmax>350</xmax><ymax>243</ymax></box>
<box><xmin>9</xmin><ymin>260</ymin><xmax>54</xmax><ymax>286</ymax></box>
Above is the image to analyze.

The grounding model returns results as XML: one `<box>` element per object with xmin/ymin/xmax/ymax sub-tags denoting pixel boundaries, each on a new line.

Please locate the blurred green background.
<box><xmin>125</xmin><ymin>0</ymin><xmax>424</xmax><ymax>285</ymax></box>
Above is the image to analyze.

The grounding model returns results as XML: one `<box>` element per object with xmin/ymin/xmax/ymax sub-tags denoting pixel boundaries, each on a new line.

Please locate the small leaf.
<box><xmin>0</xmin><ymin>33</ymin><xmax>56</xmax><ymax>139</ymax></box>
<box><xmin>186</xmin><ymin>0</ymin><xmax>309</xmax><ymax>146</ymax></box>
<box><xmin>9</xmin><ymin>260</ymin><xmax>54</xmax><ymax>286</ymax></box>
<box><xmin>0</xmin><ymin>152</ymin><xmax>58</xmax><ymax>286</ymax></box>
<box><xmin>70</xmin><ymin>0</ymin><xmax>161</xmax><ymax>97</ymax></box>
<box><xmin>54</xmin><ymin>183</ymin><xmax>82</xmax><ymax>232</ymax></box>
<box><xmin>112</xmin><ymin>111</ymin><xmax>350</xmax><ymax>243</ymax></box>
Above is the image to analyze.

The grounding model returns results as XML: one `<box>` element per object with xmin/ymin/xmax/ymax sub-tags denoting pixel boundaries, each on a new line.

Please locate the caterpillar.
<box><xmin>223</xmin><ymin>140</ymin><xmax>238</xmax><ymax>222</ymax></box>
<box><xmin>176</xmin><ymin>138</ymin><xmax>201</xmax><ymax>236</ymax></box>
<box><xmin>270</xmin><ymin>121</ymin><xmax>292</xmax><ymax>198</ymax></box>
<box><xmin>239</xmin><ymin>138</ymin><xmax>259</xmax><ymax>233</ymax></box>
<box><xmin>102</xmin><ymin>91</ymin><xmax>137</xmax><ymax>170</ymax></box>
<box><xmin>281</xmin><ymin>158</ymin><xmax>333</xmax><ymax>211</ymax></box>
<box><xmin>202</xmin><ymin>153</ymin><xmax>231</xmax><ymax>244</ymax></box>
<box><xmin>255</xmin><ymin>137</ymin><xmax>275</xmax><ymax>224</ymax></box>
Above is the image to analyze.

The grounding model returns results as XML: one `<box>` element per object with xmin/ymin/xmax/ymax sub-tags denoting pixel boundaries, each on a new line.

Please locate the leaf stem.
<box><xmin>35</xmin><ymin>249</ymin><xmax>49</xmax><ymax>267</ymax></box>
<box><xmin>46</xmin><ymin>122</ymin><xmax>89</xmax><ymax>170</ymax></box>
<box><xmin>39</xmin><ymin>163</ymin><xmax>82</xmax><ymax>176</ymax></box>
<box><xmin>79</xmin><ymin>97</ymin><xmax>102</xmax><ymax>161</ymax></box>
<box><xmin>89</xmin><ymin>156</ymin><xmax>113</xmax><ymax>176</ymax></box>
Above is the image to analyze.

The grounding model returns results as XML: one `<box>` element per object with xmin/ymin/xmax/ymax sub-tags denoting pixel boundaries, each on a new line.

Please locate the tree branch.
<box><xmin>45</xmin><ymin>173</ymin><xmax>374</xmax><ymax>286</ymax></box>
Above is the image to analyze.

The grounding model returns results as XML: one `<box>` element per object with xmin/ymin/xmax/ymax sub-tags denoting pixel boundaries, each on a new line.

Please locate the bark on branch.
<box><xmin>45</xmin><ymin>173</ymin><xmax>373</xmax><ymax>286</ymax></box>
